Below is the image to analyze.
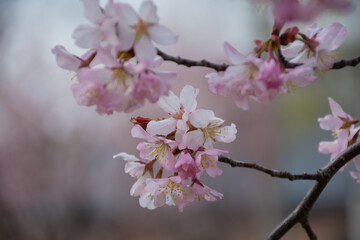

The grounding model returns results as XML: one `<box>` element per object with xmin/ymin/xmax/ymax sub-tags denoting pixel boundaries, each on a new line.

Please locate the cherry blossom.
<box><xmin>116</xmin><ymin>0</ymin><xmax>178</xmax><ymax>61</ymax></box>
<box><xmin>282</xmin><ymin>22</ymin><xmax>347</xmax><ymax>71</ymax></box>
<box><xmin>318</xmin><ymin>98</ymin><xmax>359</xmax><ymax>161</ymax></box>
<box><xmin>183</xmin><ymin>109</ymin><xmax>237</xmax><ymax>150</ymax></box>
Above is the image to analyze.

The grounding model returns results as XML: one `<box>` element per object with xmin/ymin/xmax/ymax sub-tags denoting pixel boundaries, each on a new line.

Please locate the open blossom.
<box><xmin>206</xmin><ymin>42</ymin><xmax>264</xmax><ymax>110</ymax></box>
<box><xmin>117</xmin><ymin>85</ymin><xmax>235</xmax><ymax>211</ymax></box>
<box><xmin>116</xmin><ymin>0</ymin><xmax>178</xmax><ymax>61</ymax></box>
<box><xmin>146</xmin><ymin>85</ymin><xmax>199</xmax><ymax>139</ymax></box>
<box><xmin>318</xmin><ymin>98</ymin><xmax>359</xmax><ymax>162</ymax></box>
<box><xmin>53</xmin><ymin>0</ymin><xmax>178</xmax><ymax>115</ymax></box>
<box><xmin>145</xmin><ymin>176</ymin><xmax>194</xmax><ymax>212</ymax></box>
<box><xmin>282</xmin><ymin>22</ymin><xmax>347</xmax><ymax>71</ymax></box>
<box><xmin>182</xmin><ymin>109</ymin><xmax>237</xmax><ymax>150</ymax></box>
<box><xmin>132</xmin><ymin>124</ymin><xmax>177</xmax><ymax>171</ymax></box>
<box><xmin>195</xmin><ymin>149</ymin><xmax>226</xmax><ymax>178</ymax></box>
<box><xmin>207</xmin><ymin>41</ymin><xmax>317</xmax><ymax>110</ymax></box>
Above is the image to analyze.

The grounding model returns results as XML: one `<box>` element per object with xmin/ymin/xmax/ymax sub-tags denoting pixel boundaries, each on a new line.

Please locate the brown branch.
<box><xmin>158</xmin><ymin>48</ymin><xmax>360</xmax><ymax>72</ymax></box>
<box><xmin>157</xmin><ymin>49</ymin><xmax>228</xmax><ymax>72</ymax></box>
<box><xmin>278</xmin><ymin>49</ymin><xmax>360</xmax><ymax>70</ymax></box>
<box><xmin>218</xmin><ymin>156</ymin><xmax>320</xmax><ymax>181</ymax></box>
<box><xmin>267</xmin><ymin>141</ymin><xmax>360</xmax><ymax>240</ymax></box>
<box><xmin>300</xmin><ymin>218</ymin><xmax>317</xmax><ymax>240</ymax></box>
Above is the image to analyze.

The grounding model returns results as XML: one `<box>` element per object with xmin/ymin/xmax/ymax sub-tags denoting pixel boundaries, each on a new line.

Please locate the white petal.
<box><xmin>157</xmin><ymin>91</ymin><xmax>180</xmax><ymax>115</ymax></box>
<box><xmin>81</xmin><ymin>0</ymin><xmax>103</xmax><ymax>23</ymax></box>
<box><xmin>139</xmin><ymin>1</ymin><xmax>159</xmax><ymax>23</ymax></box>
<box><xmin>134</xmin><ymin>36</ymin><xmax>156</xmax><ymax>61</ymax></box>
<box><xmin>189</xmin><ymin>109</ymin><xmax>214</xmax><ymax>128</ymax></box>
<box><xmin>146</xmin><ymin>118</ymin><xmax>177</xmax><ymax>136</ymax></box>
<box><xmin>180</xmin><ymin>85</ymin><xmax>199</xmax><ymax>113</ymax></box>
<box><xmin>117</xmin><ymin>23</ymin><xmax>136</xmax><ymax>51</ymax></box>
<box><xmin>139</xmin><ymin>192</ymin><xmax>157</xmax><ymax>209</ymax></box>
<box><xmin>148</xmin><ymin>25</ymin><xmax>178</xmax><ymax>45</ymax></box>
<box><xmin>281</xmin><ymin>41</ymin><xmax>304</xmax><ymax>59</ymax></box>
<box><xmin>213</xmin><ymin>123</ymin><xmax>237</xmax><ymax>143</ymax></box>
<box><xmin>118</xmin><ymin>3</ymin><xmax>138</xmax><ymax>26</ymax></box>
<box><xmin>181</xmin><ymin>130</ymin><xmax>205</xmax><ymax>150</ymax></box>
<box><xmin>72</xmin><ymin>24</ymin><xmax>102</xmax><ymax>49</ymax></box>
<box><xmin>113</xmin><ymin>152</ymin><xmax>139</xmax><ymax>161</ymax></box>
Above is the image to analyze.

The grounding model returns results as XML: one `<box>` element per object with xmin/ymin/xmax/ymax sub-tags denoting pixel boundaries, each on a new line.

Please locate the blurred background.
<box><xmin>1</xmin><ymin>0</ymin><xmax>360</xmax><ymax>239</ymax></box>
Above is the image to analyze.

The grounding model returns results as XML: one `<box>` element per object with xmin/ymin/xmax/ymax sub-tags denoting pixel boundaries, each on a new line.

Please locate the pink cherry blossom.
<box><xmin>132</xmin><ymin>125</ymin><xmax>177</xmax><ymax>171</ymax></box>
<box><xmin>145</xmin><ymin>176</ymin><xmax>194</xmax><ymax>212</ymax></box>
<box><xmin>175</xmin><ymin>152</ymin><xmax>198</xmax><ymax>179</ymax></box>
<box><xmin>318</xmin><ymin>97</ymin><xmax>352</xmax><ymax>131</ymax></box>
<box><xmin>72</xmin><ymin>0</ymin><xmax>119</xmax><ymax>49</ymax></box>
<box><xmin>318</xmin><ymin>98</ymin><xmax>359</xmax><ymax>162</ymax></box>
<box><xmin>146</xmin><ymin>85</ymin><xmax>199</xmax><ymax>138</ymax></box>
<box><xmin>116</xmin><ymin>0</ymin><xmax>178</xmax><ymax>61</ymax></box>
<box><xmin>132</xmin><ymin>69</ymin><xmax>175</xmax><ymax>104</ymax></box>
<box><xmin>206</xmin><ymin>42</ymin><xmax>265</xmax><ymax>110</ymax></box>
<box><xmin>113</xmin><ymin>152</ymin><xmax>147</xmax><ymax>178</ymax></box>
<box><xmin>183</xmin><ymin>109</ymin><xmax>237</xmax><ymax>150</ymax></box>
<box><xmin>256</xmin><ymin>59</ymin><xmax>286</xmax><ymax>102</ymax></box>
<box><xmin>195</xmin><ymin>149</ymin><xmax>226</xmax><ymax>178</ymax></box>
<box><xmin>191</xmin><ymin>182</ymin><xmax>224</xmax><ymax>202</ymax></box>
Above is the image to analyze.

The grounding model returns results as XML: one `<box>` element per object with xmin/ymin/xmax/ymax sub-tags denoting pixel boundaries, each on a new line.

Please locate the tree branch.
<box><xmin>300</xmin><ymin>218</ymin><xmax>317</xmax><ymax>240</ymax></box>
<box><xmin>158</xmin><ymin>49</ymin><xmax>360</xmax><ymax>72</ymax></box>
<box><xmin>157</xmin><ymin>49</ymin><xmax>228</xmax><ymax>72</ymax></box>
<box><xmin>218</xmin><ymin>156</ymin><xmax>321</xmax><ymax>181</ymax></box>
<box><xmin>267</xmin><ymin>141</ymin><xmax>360</xmax><ymax>240</ymax></box>
<box><xmin>278</xmin><ymin>49</ymin><xmax>360</xmax><ymax>70</ymax></box>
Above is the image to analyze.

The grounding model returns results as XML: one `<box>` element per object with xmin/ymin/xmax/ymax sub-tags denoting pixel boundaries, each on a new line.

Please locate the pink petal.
<box><xmin>131</xmin><ymin>124</ymin><xmax>154</xmax><ymax>142</ymax></box>
<box><xmin>51</xmin><ymin>45</ymin><xmax>82</xmax><ymax>71</ymax></box>
<box><xmin>318</xmin><ymin>114</ymin><xmax>342</xmax><ymax>131</ymax></box>
<box><xmin>328</xmin><ymin>97</ymin><xmax>347</xmax><ymax>118</ymax></box>
<box><xmin>317</xmin><ymin>22</ymin><xmax>347</xmax><ymax>51</ymax></box>
<box><xmin>224</xmin><ymin>41</ymin><xmax>246</xmax><ymax>65</ymax></box>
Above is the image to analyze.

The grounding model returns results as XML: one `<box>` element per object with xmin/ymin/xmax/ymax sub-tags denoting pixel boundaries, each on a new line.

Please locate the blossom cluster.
<box><xmin>114</xmin><ymin>85</ymin><xmax>237</xmax><ymax>211</ymax></box>
<box><xmin>318</xmin><ymin>98</ymin><xmax>360</xmax><ymax>181</ymax></box>
<box><xmin>206</xmin><ymin>22</ymin><xmax>347</xmax><ymax>110</ymax></box>
<box><xmin>52</xmin><ymin>0</ymin><xmax>178</xmax><ymax>114</ymax></box>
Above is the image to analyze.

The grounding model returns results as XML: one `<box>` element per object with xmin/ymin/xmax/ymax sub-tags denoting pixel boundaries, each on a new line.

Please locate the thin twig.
<box><xmin>278</xmin><ymin>49</ymin><xmax>360</xmax><ymax>70</ymax></box>
<box><xmin>300</xmin><ymin>218</ymin><xmax>317</xmax><ymax>240</ymax></box>
<box><xmin>157</xmin><ymin>49</ymin><xmax>228</xmax><ymax>72</ymax></box>
<box><xmin>158</xmin><ymin>48</ymin><xmax>360</xmax><ymax>72</ymax></box>
<box><xmin>268</xmin><ymin>141</ymin><xmax>360</xmax><ymax>239</ymax></box>
<box><xmin>218</xmin><ymin>156</ymin><xmax>320</xmax><ymax>181</ymax></box>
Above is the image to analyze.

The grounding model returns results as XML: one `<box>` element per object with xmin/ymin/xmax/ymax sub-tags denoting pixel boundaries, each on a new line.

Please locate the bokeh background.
<box><xmin>1</xmin><ymin>0</ymin><xmax>360</xmax><ymax>239</ymax></box>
